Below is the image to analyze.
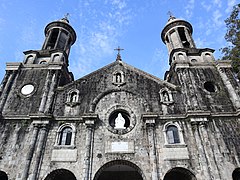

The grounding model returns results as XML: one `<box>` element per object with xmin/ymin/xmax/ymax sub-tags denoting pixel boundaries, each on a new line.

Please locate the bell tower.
<box><xmin>0</xmin><ymin>16</ymin><xmax>77</xmax><ymax>116</ymax></box>
<box><xmin>161</xmin><ymin>15</ymin><xmax>196</xmax><ymax>54</ymax></box>
<box><xmin>23</xmin><ymin>15</ymin><xmax>76</xmax><ymax>67</ymax></box>
<box><xmin>42</xmin><ymin>15</ymin><xmax>76</xmax><ymax>56</ymax></box>
<box><xmin>160</xmin><ymin>15</ymin><xmax>237</xmax><ymax>112</ymax></box>
<box><xmin>161</xmin><ymin>15</ymin><xmax>215</xmax><ymax>68</ymax></box>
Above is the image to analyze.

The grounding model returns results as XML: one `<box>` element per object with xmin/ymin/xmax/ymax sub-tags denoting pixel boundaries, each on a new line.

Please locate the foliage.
<box><xmin>221</xmin><ymin>4</ymin><xmax>240</xmax><ymax>75</ymax></box>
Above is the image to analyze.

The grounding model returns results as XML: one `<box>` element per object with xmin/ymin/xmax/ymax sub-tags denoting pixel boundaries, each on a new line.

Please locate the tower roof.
<box><xmin>44</xmin><ymin>16</ymin><xmax>77</xmax><ymax>45</ymax></box>
<box><xmin>161</xmin><ymin>17</ymin><xmax>193</xmax><ymax>44</ymax></box>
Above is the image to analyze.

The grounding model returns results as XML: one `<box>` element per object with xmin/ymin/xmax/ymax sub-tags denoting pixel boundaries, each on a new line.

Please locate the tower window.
<box><xmin>166</xmin><ymin>125</ymin><xmax>180</xmax><ymax>144</ymax></box>
<box><xmin>59</xmin><ymin>127</ymin><xmax>73</xmax><ymax>145</ymax></box>
<box><xmin>47</xmin><ymin>29</ymin><xmax>59</xmax><ymax>49</ymax></box>
<box><xmin>204</xmin><ymin>81</ymin><xmax>216</xmax><ymax>92</ymax></box>
<box><xmin>178</xmin><ymin>27</ymin><xmax>190</xmax><ymax>48</ymax></box>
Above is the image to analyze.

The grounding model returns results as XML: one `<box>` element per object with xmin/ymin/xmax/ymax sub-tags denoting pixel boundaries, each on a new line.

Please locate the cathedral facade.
<box><xmin>0</xmin><ymin>15</ymin><xmax>240</xmax><ymax>180</ymax></box>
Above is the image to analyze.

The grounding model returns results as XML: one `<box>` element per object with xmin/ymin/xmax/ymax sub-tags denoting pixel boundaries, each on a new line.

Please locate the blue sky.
<box><xmin>0</xmin><ymin>0</ymin><xmax>238</xmax><ymax>81</ymax></box>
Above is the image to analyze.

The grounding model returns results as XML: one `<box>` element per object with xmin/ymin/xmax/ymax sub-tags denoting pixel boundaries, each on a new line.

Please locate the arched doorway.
<box><xmin>94</xmin><ymin>160</ymin><xmax>144</xmax><ymax>180</ymax></box>
<box><xmin>0</xmin><ymin>171</ymin><xmax>8</xmax><ymax>180</ymax></box>
<box><xmin>164</xmin><ymin>167</ymin><xmax>196</xmax><ymax>180</ymax></box>
<box><xmin>44</xmin><ymin>169</ymin><xmax>76</xmax><ymax>180</ymax></box>
<box><xmin>233</xmin><ymin>168</ymin><xmax>240</xmax><ymax>180</ymax></box>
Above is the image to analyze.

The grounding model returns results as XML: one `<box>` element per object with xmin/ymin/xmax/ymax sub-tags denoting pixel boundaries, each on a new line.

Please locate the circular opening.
<box><xmin>109</xmin><ymin>110</ymin><xmax>130</xmax><ymax>129</ymax></box>
<box><xmin>204</xmin><ymin>81</ymin><xmax>216</xmax><ymax>92</ymax></box>
<box><xmin>21</xmin><ymin>84</ymin><xmax>35</xmax><ymax>95</ymax></box>
<box><xmin>191</xmin><ymin>59</ymin><xmax>197</xmax><ymax>62</ymax></box>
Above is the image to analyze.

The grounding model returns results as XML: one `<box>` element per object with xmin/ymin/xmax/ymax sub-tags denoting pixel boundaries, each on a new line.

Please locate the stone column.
<box><xmin>0</xmin><ymin>70</ymin><xmax>17</xmax><ymax>112</ymax></box>
<box><xmin>184</xmin><ymin>27</ymin><xmax>196</xmax><ymax>48</ymax></box>
<box><xmin>198</xmin><ymin>121</ymin><xmax>221</xmax><ymax>180</ymax></box>
<box><xmin>54</xmin><ymin>30</ymin><xmax>62</xmax><ymax>49</ymax></box>
<box><xmin>42</xmin><ymin>30</ymin><xmax>53</xmax><ymax>49</ymax></box>
<box><xmin>31</xmin><ymin>122</ymin><xmax>49</xmax><ymax>180</ymax></box>
<box><xmin>217</xmin><ymin>67</ymin><xmax>240</xmax><ymax>109</ymax></box>
<box><xmin>191</xmin><ymin>118</ymin><xmax>212</xmax><ymax>180</ymax></box>
<box><xmin>174</xmin><ymin>28</ymin><xmax>183</xmax><ymax>48</ymax></box>
<box><xmin>22</xmin><ymin>123</ymin><xmax>40</xmax><ymax>180</ymax></box>
<box><xmin>83</xmin><ymin>115</ymin><xmax>97</xmax><ymax>180</ymax></box>
<box><xmin>143</xmin><ymin>114</ymin><xmax>159</xmax><ymax>180</ymax></box>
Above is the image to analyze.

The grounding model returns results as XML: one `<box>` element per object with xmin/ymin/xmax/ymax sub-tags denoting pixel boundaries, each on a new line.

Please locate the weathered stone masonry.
<box><xmin>0</xmin><ymin>15</ymin><xmax>240</xmax><ymax>180</ymax></box>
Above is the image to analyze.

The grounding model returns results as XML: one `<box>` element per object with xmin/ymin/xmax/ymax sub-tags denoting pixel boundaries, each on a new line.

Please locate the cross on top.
<box><xmin>64</xmin><ymin>13</ymin><xmax>70</xmax><ymax>20</ymax></box>
<box><xmin>114</xmin><ymin>46</ymin><xmax>124</xmax><ymax>54</ymax></box>
<box><xmin>114</xmin><ymin>46</ymin><xmax>124</xmax><ymax>61</ymax></box>
<box><xmin>167</xmin><ymin>11</ymin><xmax>173</xmax><ymax>17</ymax></box>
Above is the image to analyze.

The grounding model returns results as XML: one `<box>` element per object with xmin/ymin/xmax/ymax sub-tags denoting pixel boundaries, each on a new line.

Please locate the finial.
<box><xmin>167</xmin><ymin>11</ymin><xmax>176</xmax><ymax>21</ymax></box>
<box><xmin>61</xmin><ymin>13</ymin><xmax>70</xmax><ymax>23</ymax></box>
<box><xmin>114</xmin><ymin>46</ymin><xmax>124</xmax><ymax>61</ymax></box>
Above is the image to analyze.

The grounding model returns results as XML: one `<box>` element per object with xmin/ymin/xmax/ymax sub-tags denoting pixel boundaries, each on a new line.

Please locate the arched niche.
<box><xmin>44</xmin><ymin>169</ymin><xmax>77</xmax><ymax>180</ymax></box>
<box><xmin>93</xmin><ymin>160</ymin><xmax>145</xmax><ymax>180</ymax></box>
<box><xmin>163</xmin><ymin>167</ymin><xmax>196</xmax><ymax>180</ymax></box>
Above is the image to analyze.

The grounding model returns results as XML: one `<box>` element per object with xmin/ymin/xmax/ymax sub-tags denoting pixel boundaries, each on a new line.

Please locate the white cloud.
<box><xmin>212</xmin><ymin>9</ymin><xmax>223</xmax><ymax>27</ymax></box>
<box><xmin>201</xmin><ymin>1</ymin><xmax>211</xmax><ymax>11</ymax></box>
<box><xmin>226</xmin><ymin>0</ymin><xmax>237</xmax><ymax>13</ymax></box>
<box><xmin>70</xmin><ymin>0</ymin><xmax>135</xmax><ymax>79</ymax></box>
<box><xmin>185</xmin><ymin>0</ymin><xmax>195</xmax><ymax>18</ymax></box>
<box><xmin>213</xmin><ymin>0</ymin><xmax>222</xmax><ymax>7</ymax></box>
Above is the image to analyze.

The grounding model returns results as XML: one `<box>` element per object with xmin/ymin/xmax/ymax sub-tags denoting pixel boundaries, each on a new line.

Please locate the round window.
<box><xmin>204</xmin><ymin>81</ymin><xmax>216</xmax><ymax>92</ymax></box>
<box><xmin>21</xmin><ymin>84</ymin><xmax>35</xmax><ymax>95</ymax></box>
<box><xmin>109</xmin><ymin>111</ymin><xmax>130</xmax><ymax>129</ymax></box>
<box><xmin>106</xmin><ymin>109</ymin><xmax>136</xmax><ymax>135</ymax></box>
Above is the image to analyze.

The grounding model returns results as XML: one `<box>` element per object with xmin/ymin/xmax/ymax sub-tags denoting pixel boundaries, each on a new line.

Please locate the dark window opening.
<box><xmin>59</xmin><ymin>127</ymin><xmax>72</xmax><ymax>145</ymax></box>
<box><xmin>233</xmin><ymin>168</ymin><xmax>240</xmax><ymax>180</ymax></box>
<box><xmin>0</xmin><ymin>171</ymin><xmax>8</xmax><ymax>180</ymax></box>
<box><xmin>178</xmin><ymin>27</ymin><xmax>190</xmax><ymax>48</ymax></box>
<box><xmin>46</xmin><ymin>29</ymin><xmax>59</xmax><ymax>49</ymax></box>
<box><xmin>166</xmin><ymin>36</ymin><xmax>169</xmax><ymax>43</ymax></box>
<box><xmin>56</xmin><ymin>31</ymin><xmax>68</xmax><ymax>49</ymax></box>
<box><xmin>166</xmin><ymin>125</ymin><xmax>180</xmax><ymax>144</ymax></box>
<box><xmin>109</xmin><ymin>110</ymin><xmax>130</xmax><ymax>128</ymax></box>
<box><xmin>204</xmin><ymin>81</ymin><xmax>216</xmax><ymax>92</ymax></box>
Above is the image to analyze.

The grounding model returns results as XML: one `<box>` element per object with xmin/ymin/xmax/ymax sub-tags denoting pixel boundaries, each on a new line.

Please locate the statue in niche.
<box><xmin>114</xmin><ymin>113</ymin><xmax>125</xmax><ymax>129</ymax></box>
<box><xmin>70</xmin><ymin>92</ymin><xmax>77</xmax><ymax>103</ymax></box>
<box><xmin>116</xmin><ymin>73</ymin><xmax>122</xmax><ymax>83</ymax></box>
<box><xmin>163</xmin><ymin>91</ymin><xmax>169</xmax><ymax>102</ymax></box>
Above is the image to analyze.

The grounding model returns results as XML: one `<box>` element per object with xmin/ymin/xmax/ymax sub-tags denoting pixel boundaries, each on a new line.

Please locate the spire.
<box><xmin>114</xmin><ymin>46</ymin><xmax>124</xmax><ymax>61</ymax></box>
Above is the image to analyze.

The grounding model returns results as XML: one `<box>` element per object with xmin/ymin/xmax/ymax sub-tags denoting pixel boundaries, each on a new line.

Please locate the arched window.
<box><xmin>166</xmin><ymin>125</ymin><xmax>180</xmax><ymax>144</ymax></box>
<box><xmin>55</xmin><ymin>124</ymin><xmax>76</xmax><ymax>147</ymax></box>
<box><xmin>163</xmin><ymin>122</ymin><xmax>185</xmax><ymax>145</ymax></box>
<box><xmin>59</xmin><ymin>127</ymin><xmax>73</xmax><ymax>145</ymax></box>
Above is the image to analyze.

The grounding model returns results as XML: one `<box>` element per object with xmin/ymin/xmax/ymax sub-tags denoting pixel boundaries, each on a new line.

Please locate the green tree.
<box><xmin>221</xmin><ymin>4</ymin><xmax>240</xmax><ymax>75</ymax></box>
